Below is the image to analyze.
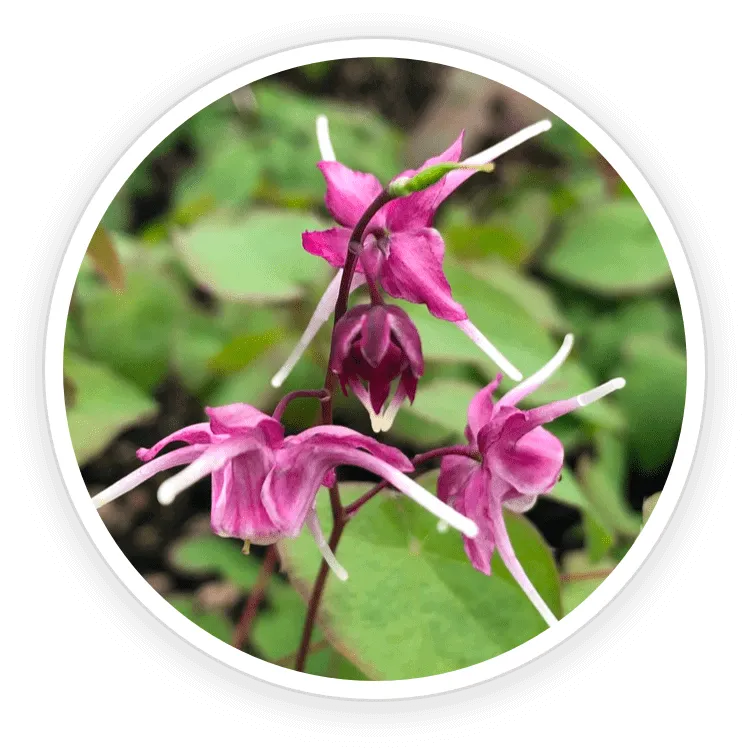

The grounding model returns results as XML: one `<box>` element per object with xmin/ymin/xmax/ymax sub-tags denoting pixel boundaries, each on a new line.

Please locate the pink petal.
<box><xmin>436</xmin><ymin>454</ymin><xmax>478</xmax><ymax>505</ymax></box>
<box><xmin>319</xmin><ymin>161</ymin><xmax>383</xmax><ymax>228</ymax></box>
<box><xmin>489</xmin><ymin>499</ymin><xmax>558</xmax><ymax>627</ymax></box>
<box><xmin>301</xmin><ymin>227</ymin><xmax>353</xmax><ymax>268</ymax></box>
<box><xmin>480</xmin><ymin>410</ymin><xmax>564</xmax><ymax>496</ymax></box>
<box><xmin>261</xmin><ymin>426</ymin><xmax>413</xmax><ymax>535</ymax></box>
<box><xmin>380</xmin><ymin>229</ymin><xmax>467</xmax><ymax>322</ymax></box>
<box><xmin>385</xmin><ymin>306</ymin><xmax>424</xmax><ymax>376</ymax></box>
<box><xmin>136</xmin><ymin>423</ymin><xmax>214</xmax><ymax>462</ymax></box>
<box><xmin>383</xmin><ymin>132</ymin><xmax>466</xmax><ymax>231</ymax></box>
<box><xmin>330</xmin><ymin>305</ymin><xmax>368</xmax><ymax>373</ymax></box>
<box><xmin>466</xmin><ymin>373</ymin><xmax>503</xmax><ymax>445</ymax></box>
<box><xmin>454</xmin><ymin>466</ymin><xmax>496</xmax><ymax>575</ymax></box>
<box><xmin>360</xmin><ymin>304</ymin><xmax>392</xmax><ymax>368</ymax></box>
<box><xmin>285</xmin><ymin>425</ymin><xmax>414</xmax><ymax>473</ymax></box>
<box><xmin>210</xmin><ymin>448</ymin><xmax>279</xmax><ymax>541</ymax></box>
<box><xmin>205</xmin><ymin>403</ymin><xmax>284</xmax><ymax>447</ymax></box>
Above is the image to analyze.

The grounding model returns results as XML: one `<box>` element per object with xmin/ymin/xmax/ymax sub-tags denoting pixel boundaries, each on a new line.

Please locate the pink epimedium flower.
<box><xmin>271</xmin><ymin>116</ymin><xmax>553</xmax><ymax>405</ymax></box>
<box><xmin>331</xmin><ymin>303</ymin><xmax>424</xmax><ymax>432</ymax></box>
<box><xmin>92</xmin><ymin>403</ymin><xmax>478</xmax><ymax>581</ymax></box>
<box><xmin>436</xmin><ymin>334</ymin><xmax>626</xmax><ymax>627</ymax></box>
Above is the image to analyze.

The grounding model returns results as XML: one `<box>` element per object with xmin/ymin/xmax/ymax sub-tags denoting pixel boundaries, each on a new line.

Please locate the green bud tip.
<box><xmin>388</xmin><ymin>161</ymin><xmax>494</xmax><ymax>197</ymax></box>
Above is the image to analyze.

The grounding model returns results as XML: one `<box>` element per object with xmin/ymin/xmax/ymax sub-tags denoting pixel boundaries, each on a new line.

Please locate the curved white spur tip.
<box><xmin>156</xmin><ymin>482</ymin><xmax>178</xmax><ymax>506</ymax></box>
<box><xmin>577</xmin><ymin>377</ymin><xmax>627</xmax><ymax>407</ymax></box>
<box><xmin>316</xmin><ymin>114</ymin><xmax>336</xmax><ymax>161</ymax></box>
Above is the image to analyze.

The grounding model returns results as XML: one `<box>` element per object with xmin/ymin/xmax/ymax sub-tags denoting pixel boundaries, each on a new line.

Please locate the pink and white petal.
<box><xmin>205</xmin><ymin>403</ymin><xmax>284</xmax><ymax>446</ymax></box>
<box><xmin>466</xmin><ymin>373</ymin><xmax>503</xmax><ymax>444</ymax></box>
<box><xmin>306</xmin><ymin>509</ymin><xmax>348</xmax><ymax>581</ymax></box>
<box><xmin>319</xmin><ymin>161</ymin><xmax>383</xmax><ymax>228</ymax></box>
<box><xmin>349</xmin><ymin>379</ymin><xmax>384</xmax><ymax>432</ymax></box>
<box><xmin>504</xmin><ymin>494</ymin><xmax>539</xmax><ymax>514</ymax></box>
<box><xmin>92</xmin><ymin>444</ymin><xmax>208</xmax><ymax>508</ymax></box>
<box><xmin>380</xmin><ymin>229</ymin><xmax>467</xmax><ymax>322</ymax></box>
<box><xmin>136</xmin><ymin>423</ymin><xmax>213</xmax><ymax>462</ymax></box>
<box><xmin>284</xmin><ymin>425</ymin><xmax>414</xmax><ymax>473</ymax></box>
<box><xmin>510</xmin><ymin>378</ymin><xmax>627</xmax><ymax>436</ymax></box>
<box><xmin>489</xmin><ymin>499</ymin><xmax>558</xmax><ymax>627</ymax></box>
<box><xmin>302</xmin><ymin>227</ymin><xmax>353</xmax><ymax>268</ymax></box>
<box><xmin>261</xmin><ymin>425</ymin><xmax>413</xmax><ymax>535</ymax></box>
<box><xmin>210</xmin><ymin>450</ymin><xmax>279</xmax><ymax>540</ymax></box>
<box><xmin>157</xmin><ymin>436</ymin><xmax>261</xmax><ymax>506</ymax></box>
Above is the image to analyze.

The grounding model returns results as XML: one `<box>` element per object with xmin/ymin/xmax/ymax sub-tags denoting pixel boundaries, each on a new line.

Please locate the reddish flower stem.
<box><xmin>232</xmin><ymin>544</ymin><xmax>278</xmax><ymax>650</ymax></box>
<box><xmin>295</xmin><ymin>190</ymin><xmax>394</xmax><ymax>673</ymax></box>
<box><xmin>272</xmin><ymin>388</ymin><xmax>330</xmax><ymax>422</ymax></box>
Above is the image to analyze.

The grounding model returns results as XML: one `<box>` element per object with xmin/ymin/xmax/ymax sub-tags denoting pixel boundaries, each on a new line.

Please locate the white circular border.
<box><xmin>44</xmin><ymin>39</ymin><xmax>704</xmax><ymax>701</ymax></box>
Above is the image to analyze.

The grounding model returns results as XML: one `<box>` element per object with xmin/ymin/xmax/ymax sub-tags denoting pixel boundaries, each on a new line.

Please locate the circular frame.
<box><xmin>44</xmin><ymin>38</ymin><xmax>705</xmax><ymax>700</ymax></box>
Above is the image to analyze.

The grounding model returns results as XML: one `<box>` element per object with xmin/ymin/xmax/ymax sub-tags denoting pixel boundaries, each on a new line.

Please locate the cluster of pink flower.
<box><xmin>93</xmin><ymin>116</ymin><xmax>625</xmax><ymax>628</ymax></box>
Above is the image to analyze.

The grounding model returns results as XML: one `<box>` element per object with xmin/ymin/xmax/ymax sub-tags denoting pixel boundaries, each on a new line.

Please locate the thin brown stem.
<box><xmin>294</xmin><ymin>517</ymin><xmax>345</xmax><ymax>671</ymax></box>
<box><xmin>295</xmin><ymin>190</ymin><xmax>395</xmax><ymax>674</ymax></box>
<box><xmin>413</xmin><ymin>444</ymin><xmax>480</xmax><ymax>464</ymax></box>
<box><xmin>277</xmin><ymin>639</ymin><xmax>329</xmax><ymax>668</ymax></box>
<box><xmin>232</xmin><ymin>545</ymin><xmax>277</xmax><ymax>650</ymax></box>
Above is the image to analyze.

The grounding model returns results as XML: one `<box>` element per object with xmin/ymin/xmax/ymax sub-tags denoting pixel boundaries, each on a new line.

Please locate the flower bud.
<box><xmin>331</xmin><ymin>304</ymin><xmax>424</xmax><ymax>432</ymax></box>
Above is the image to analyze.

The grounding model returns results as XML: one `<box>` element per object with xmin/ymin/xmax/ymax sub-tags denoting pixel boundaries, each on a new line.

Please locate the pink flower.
<box><xmin>271</xmin><ymin>116</ymin><xmax>553</xmax><ymax>402</ymax></box>
<box><xmin>436</xmin><ymin>335</ymin><xmax>626</xmax><ymax>626</ymax></box>
<box><xmin>331</xmin><ymin>303</ymin><xmax>424</xmax><ymax>432</ymax></box>
<box><xmin>92</xmin><ymin>403</ymin><xmax>478</xmax><ymax>580</ymax></box>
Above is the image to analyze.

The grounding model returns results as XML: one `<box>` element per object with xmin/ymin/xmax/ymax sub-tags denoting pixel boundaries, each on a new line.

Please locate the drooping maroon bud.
<box><xmin>331</xmin><ymin>303</ymin><xmax>424</xmax><ymax>432</ymax></box>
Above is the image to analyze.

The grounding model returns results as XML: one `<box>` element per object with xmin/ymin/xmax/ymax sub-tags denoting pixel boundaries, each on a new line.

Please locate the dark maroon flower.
<box><xmin>331</xmin><ymin>303</ymin><xmax>424</xmax><ymax>432</ymax></box>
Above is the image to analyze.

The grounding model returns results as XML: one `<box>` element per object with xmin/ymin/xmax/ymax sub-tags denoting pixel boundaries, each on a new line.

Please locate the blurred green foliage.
<box><xmin>67</xmin><ymin>65</ymin><xmax>686</xmax><ymax>680</ymax></box>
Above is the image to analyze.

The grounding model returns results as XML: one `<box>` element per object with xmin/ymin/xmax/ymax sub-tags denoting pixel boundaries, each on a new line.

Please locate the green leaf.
<box><xmin>209</xmin><ymin>347</ymin><xmax>325</xmax><ymax>425</ymax></box>
<box><xmin>465</xmin><ymin>257</ymin><xmax>570</xmax><ymax>331</ymax></box>
<box><xmin>169</xmin><ymin>535</ymin><xmax>261</xmax><ymax>589</ymax></box>
<box><xmin>208</xmin><ymin>328</ymin><xmax>285</xmax><ymax>374</ymax></box>
<box><xmin>175</xmin><ymin>210</ymin><xmax>327</xmax><ymax>303</ymax></box>
<box><xmin>406</xmin><ymin>379</ymin><xmax>477</xmax><ymax>437</ymax></box>
<box><xmin>173</xmin><ymin>131</ymin><xmax>263</xmax><ymax>221</ymax></box>
<box><xmin>402</xmin><ymin>262</ymin><xmax>623</xmax><ymax>430</ymax></box>
<box><xmin>167</xmin><ymin>595</ymin><xmax>233</xmax><ymax>644</ymax></box>
<box><xmin>253</xmin><ymin>582</ymin><xmax>321</xmax><ymax>662</ymax></box>
<box><xmin>443</xmin><ymin>223</ymin><xmax>528</xmax><ymax>264</ymax></box>
<box><xmin>582</xmin><ymin>298</ymin><xmax>679</xmax><ymax>379</ymax></box>
<box><xmin>253</xmin><ymin>83</ymin><xmax>403</xmax><ymax>193</ymax></box>
<box><xmin>64</xmin><ymin>353</ymin><xmax>157</xmax><ymax>465</ymax></box>
<box><xmin>618</xmin><ymin>334</ymin><xmax>686</xmax><ymax>473</ymax></box>
<box><xmin>560</xmin><ymin>551</ymin><xmax>616</xmax><ymax>615</ymax></box>
<box><xmin>543</xmin><ymin>199</ymin><xmax>672</xmax><ymax>295</ymax></box>
<box><xmin>579</xmin><ymin>452</ymin><xmax>640</xmax><ymax>534</ymax></box>
<box><xmin>79</xmin><ymin>249</ymin><xmax>187</xmax><ymax>392</ymax></box>
<box><xmin>279</xmin><ymin>483</ymin><xmax>561</xmax><ymax>679</ymax></box>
